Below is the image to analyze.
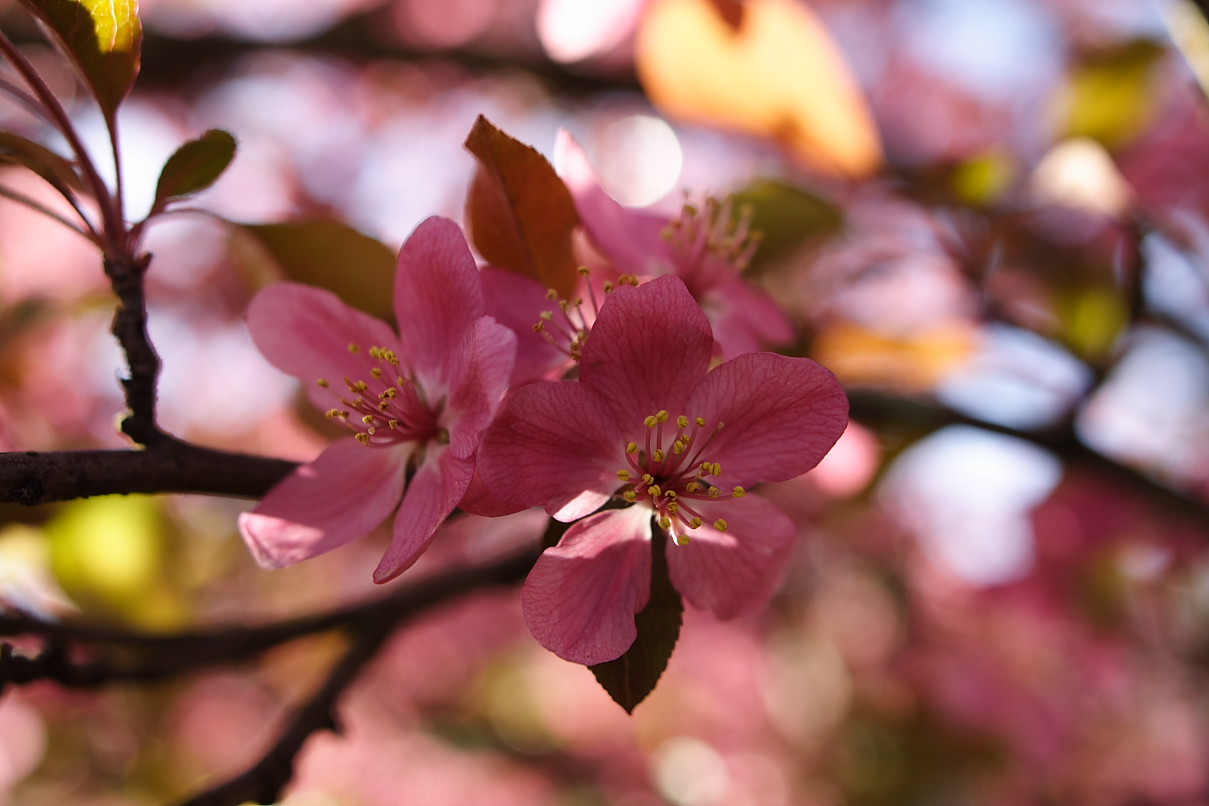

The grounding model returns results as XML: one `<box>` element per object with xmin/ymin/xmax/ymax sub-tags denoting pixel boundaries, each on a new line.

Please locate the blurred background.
<box><xmin>4</xmin><ymin>0</ymin><xmax>1209</xmax><ymax>803</ymax></box>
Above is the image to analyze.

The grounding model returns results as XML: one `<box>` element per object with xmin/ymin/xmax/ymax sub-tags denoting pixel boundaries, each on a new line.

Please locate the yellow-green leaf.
<box><xmin>152</xmin><ymin>129</ymin><xmax>236</xmax><ymax>211</ymax></box>
<box><xmin>18</xmin><ymin>0</ymin><xmax>142</xmax><ymax>120</ymax></box>
<box><xmin>230</xmin><ymin>219</ymin><xmax>396</xmax><ymax>320</ymax></box>
<box><xmin>464</xmin><ymin>115</ymin><xmax>580</xmax><ymax>299</ymax></box>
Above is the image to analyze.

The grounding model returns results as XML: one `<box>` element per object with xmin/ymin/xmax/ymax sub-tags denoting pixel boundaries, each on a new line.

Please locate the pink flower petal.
<box><xmin>665</xmin><ymin>494</ymin><xmax>795</xmax><ymax>619</ymax></box>
<box><xmin>246</xmin><ymin>283</ymin><xmax>402</xmax><ymax>411</ymax></box>
<box><xmin>522</xmin><ymin>506</ymin><xmax>653</xmax><ymax>665</ymax></box>
<box><xmin>239</xmin><ymin>439</ymin><xmax>408</xmax><ymax>569</ymax></box>
<box><xmin>555</xmin><ymin>130</ymin><xmax>672</xmax><ymax>275</ymax></box>
<box><xmin>686</xmin><ymin>352</ymin><xmax>849</xmax><ymax>487</ymax></box>
<box><xmin>393</xmin><ymin>216</ymin><xmax>485</xmax><ymax>393</ymax></box>
<box><xmin>703</xmin><ymin>279</ymin><xmax>795</xmax><ymax>359</ymax></box>
<box><xmin>579</xmin><ymin>275</ymin><xmax>713</xmax><ymax>427</ymax></box>
<box><xmin>444</xmin><ymin>316</ymin><xmax>516</xmax><ymax>460</ymax></box>
<box><xmin>478</xmin><ymin>381</ymin><xmax>623</xmax><ymax>521</ymax></box>
<box><xmin>459</xmin><ymin>468</ymin><xmax>528</xmax><ymax>517</ymax></box>
<box><xmin>481</xmin><ymin>266</ymin><xmax>571</xmax><ymax>386</ymax></box>
<box><xmin>373</xmin><ymin>446</ymin><xmax>475</xmax><ymax>583</ymax></box>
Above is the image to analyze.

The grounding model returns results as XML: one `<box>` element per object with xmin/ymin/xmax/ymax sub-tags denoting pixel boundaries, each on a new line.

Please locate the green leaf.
<box><xmin>18</xmin><ymin>0</ymin><xmax>142</xmax><ymax>121</ymax></box>
<box><xmin>590</xmin><ymin>527</ymin><xmax>683</xmax><ymax>713</ymax></box>
<box><xmin>230</xmin><ymin>219</ymin><xmax>396</xmax><ymax>320</ymax></box>
<box><xmin>151</xmin><ymin>129</ymin><xmax>236</xmax><ymax>211</ymax></box>
<box><xmin>464</xmin><ymin>115</ymin><xmax>580</xmax><ymax>299</ymax></box>
<box><xmin>729</xmin><ymin>178</ymin><xmax>843</xmax><ymax>269</ymax></box>
<box><xmin>1062</xmin><ymin>39</ymin><xmax>1164</xmax><ymax>148</ymax></box>
<box><xmin>0</xmin><ymin>131</ymin><xmax>84</xmax><ymax>194</ymax></box>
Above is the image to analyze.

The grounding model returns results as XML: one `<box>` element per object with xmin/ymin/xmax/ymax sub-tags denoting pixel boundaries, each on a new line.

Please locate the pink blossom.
<box><xmin>556</xmin><ymin>132</ymin><xmax>796</xmax><ymax>358</ymax></box>
<box><xmin>238</xmin><ymin>216</ymin><xmax>516</xmax><ymax>583</ymax></box>
<box><xmin>478</xmin><ymin>275</ymin><xmax>847</xmax><ymax>664</ymax></box>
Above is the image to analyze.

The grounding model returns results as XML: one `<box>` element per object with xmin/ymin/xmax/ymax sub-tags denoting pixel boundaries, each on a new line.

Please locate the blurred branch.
<box><xmin>0</xmin><ymin>441</ymin><xmax>298</xmax><ymax>505</ymax></box>
<box><xmin>0</xmin><ymin>539</ymin><xmax>538</xmax><ymax>691</ymax></box>
<box><xmin>848</xmin><ymin>390</ymin><xmax>1209</xmax><ymax>524</ymax></box>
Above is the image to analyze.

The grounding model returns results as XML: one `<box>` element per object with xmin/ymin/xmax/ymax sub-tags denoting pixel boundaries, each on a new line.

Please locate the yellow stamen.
<box><xmin>627</xmin><ymin>442</ymin><xmax>639</xmax><ymax>454</ymax></box>
<box><xmin>623</xmin><ymin>490</ymin><xmax>638</xmax><ymax>503</ymax></box>
<box><xmin>355</xmin><ymin>433</ymin><xmax>370</xmax><ymax>444</ymax></box>
<box><xmin>348</xmin><ymin>343</ymin><xmax>361</xmax><ymax>353</ymax></box>
<box><xmin>677</xmin><ymin>415</ymin><xmax>689</xmax><ymax>428</ymax></box>
<box><xmin>732</xmin><ymin>486</ymin><xmax>746</xmax><ymax>498</ymax></box>
<box><xmin>714</xmin><ymin>518</ymin><xmax>728</xmax><ymax>532</ymax></box>
<box><xmin>617</xmin><ymin>469</ymin><xmax>631</xmax><ymax>481</ymax></box>
<box><xmin>653</xmin><ymin>449</ymin><xmax>665</xmax><ymax>462</ymax></box>
<box><xmin>689</xmin><ymin>516</ymin><xmax>703</xmax><ymax>529</ymax></box>
<box><xmin>317</xmin><ymin>378</ymin><xmax>330</xmax><ymax>388</ymax></box>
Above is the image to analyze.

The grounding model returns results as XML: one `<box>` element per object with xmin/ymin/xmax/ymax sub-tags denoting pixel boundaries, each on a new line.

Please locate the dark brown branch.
<box><xmin>104</xmin><ymin>253</ymin><xmax>166</xmax><ymax>445</ymax></box>
<box><xmin>0</xmin><ymin>440</ymin><xmax>298</xmax><ymax>505</ymax></box>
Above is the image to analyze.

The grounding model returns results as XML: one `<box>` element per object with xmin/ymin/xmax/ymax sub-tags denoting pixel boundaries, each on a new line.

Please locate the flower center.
<box><xmin>614</xmin><ymin>409</ymin><xmax>745</xmax><ymax>546</ymax></box>
<box><xmin>317</xmin><ymin>343</ymin><xmax>444</xmax><ymax>449</ymax></box>
<box><xmin>533</xmin><ymin>267</ymin><xmax>639</xmax><ymax>361</ymax></box>
<box><xmin>663</xmin><ymin>196</ymin><xmax>761</xmax><ymax>292</ymax></box>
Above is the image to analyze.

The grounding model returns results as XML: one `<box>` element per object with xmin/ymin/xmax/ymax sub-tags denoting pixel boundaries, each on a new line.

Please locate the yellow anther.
<box><xmin>577</xmin><ymin>266</ymin><xmax>591</xmax><ymax>276</ymax></box>
<box><xmin>617</xmin><ymin>469</ymin><xmax>631</xmax><ymax>481</ymax></box>
<box><xmin>653</xmin><ymin>449</ymin><xmax>665</xmax><ymax>463</ymax></box>
<box><xmin>354</xmin><ymin>380</ymin><xmax>368</xmax><ymax>392</ymax></box>
<box><xmin>713</xmin><ymin>518</ymin><xmax>728</xmax><ymax>532</ymax></box>
<box><xmin>685</xmin><ymin>482</ymin><xmax>700</xmax><ymax>493</ymax></box>
<box><xmin>378</xmin><ymin>402</ymin><xmax>390</xmax><ymax>411</ymax></box>
<box><xmin>362</xmin><ymin>415</ymin><xmax>375</xmax><ymax>425</ymax></box>
<box><xmin>533</xmin><ymin>322</ymin><xmax>544</xmax><ymax>332</ymax></box>
<box><xmin>539</xmin><ymin>311</ymin><xmax>554</xmax><ymax>321</ymax></box>
<box><xmin>546</xmin><ymin>288</ymin><xmax>559</xmax><ymax>300</ymax></box>
<box><xmin>667</xmin><ymin>503</ymin><xmax>680</xmax><ymax>515</ymax></box>
<box><xmin>623</xmin><ymin>490</ymin><xmax>638</xmax><ymax>503</ymax></box>
<box><xmin>708</xmin><ymin>487</ymin><xmax>720</xmax><ymax>498</ymax></box>
<box><xmin>677</xmin><ymin>415</ymin><xmax>689</xmax><ymax>428</ymax></box>
<box><xmin>656</xmin><ymin>410</ymin><xmax>669</xmax><ymax>423</ymax></box>
<box><xmin>732</xmin><ymin>486</ymin><xmax>746</xmax><ymax>498</ymax></box>
<box><xmin>366</xmin><ymin>426</ymin><xmax>376</xmax><ymax>435</ymax></box>
<box><xmin>603</xmin><ymin>281</ymin><xmax>615</xmax><ymax>293</ymax></box>
<box><xmin>672</xmin><ymin>439</ymin><xmax>687</xmax><ymax>455</ymax></box>
<box><xmin>673</xmin><ymin>533</ymin><xmax>691</xmax><ymax>546</ymax></box>
<box><xmin>348</xmin><ymin>343</ymin><xmax>361</xmax><ymax>353</ymax></box>
<box><xmin>709</xmin><ymin>462</ymin><xmax>722</xmax><ymax>476</ymax></box>
<box><xmin>355</xmin><ymin>433</ymin><xmax>370</xmax><ymax>444</ymax></box>
<box><xmin>642</xmin><ymin>474</ymin><xmax>654</xmax><ymax>484</ymax></box>
<box><xmin>696</xmin><ymin>417</ymin><xmax>706</xmax><ymax>427</ymax></box>
<box><xmin>665</xmin><ymin>490</ymin><xmax>678</xmax><ymax>500</ymax></box>
<box><xmin>689</xmin><ymin>516</ymin><xmax>703</xmax><ymax>529</ymax></box>
<box><xmin>659</xmin><ymin>515</ymin><xmax>672</xmax><ymax>530</ymax></box>
<box><xmin>371</xmin><ymin>368</ymin><xmax>382</xmax><ymax>378</ymax></box>
<box><xmin>317</xmin><ymin>378</ymin><xmax>330</xmax><ymax>388</ymax></box>
<box><xmin>388</xmin><ymin>419</ymin><xmax>399</xmax><ymax>429</ymax></box>
<box><xmin>326</xmin><ymin>408</ymin><xmax>342</xmax><ymax>418</ymax></box>
<box><xmin>648</xmin><ymin>484</ymin><xmax>662</xmax><ymax>498</ymax></box>
<box><xmin>644</xmin><ymin>415</ymin><xmax>659</xmax><ymax>428</ymax></box>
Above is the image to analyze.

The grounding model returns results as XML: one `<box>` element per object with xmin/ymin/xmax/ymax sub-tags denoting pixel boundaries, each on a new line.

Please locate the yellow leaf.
<box><xmin>636</xmin><ymin>0</ymin><xmax>881</xmax><ymax>176</ymax></box>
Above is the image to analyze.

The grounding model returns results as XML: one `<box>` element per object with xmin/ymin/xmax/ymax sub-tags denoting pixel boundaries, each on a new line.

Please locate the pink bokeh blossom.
<box><xmin>238</xmin><ymin>216</ymin><xmax>516</xmax><ymax>583</ymax></box>
<box><xmin>478</xmin><ymin>275</ymin><xmax>848</xmax><ymax>664</ymax></box>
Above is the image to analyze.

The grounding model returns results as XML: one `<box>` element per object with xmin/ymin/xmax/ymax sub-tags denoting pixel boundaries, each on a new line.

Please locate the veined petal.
<box><xmin>239</xmin><ymin>439</ymin><xmax>408</xmax><ymax>569</ymax></box>
<box><xmin>478</xmin><ymin>381</ymin><xmax>623</xmax><ymax>520</ymax></box>
<box><xmin>665</xmin><ymin>494</ymin><xmax>794</xmax><ymax>619</ymax></box>
<box><xmin>394</xmin><ymin>216</ymin><xmax>485</xmax><ymax>393</ymax></box>
<box><xmin>522</xmin><ymin>506</ymin><xmax>653</xmax><ymax>665</ymax></box>
<box><xmin>373</xmin><ymin>446</ymin><xmax>475</xmax><ymax>583</ymax></box>
<box><xmin>246</xmin><ymin>283</ymin><xmax>402</xmax><ymax>411</ymax></box>
<box><xmin>555</xmin><ymin>130</ymin><xmax>674</xmax><ymax>276</ymax></box>
<box><xmin>579</xmin><ymin>275</ymin><xmax>714</xmax><ymax>427</ymax></box>
<box><xmin>444</xmin><ymin>316</ymin><xmax>517</xmax><ymax>460</ymax></box>
<box><xmin>686</xmin><ymin>352</ymin><xmax>848</xmax><ymax>487</ymax></box>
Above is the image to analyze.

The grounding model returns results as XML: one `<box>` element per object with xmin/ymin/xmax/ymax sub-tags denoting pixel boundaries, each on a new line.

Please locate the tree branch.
<box><xmin>0</xmin><ymin>440</ymin><xmax>297</xmax><ymax>505</ymax></box>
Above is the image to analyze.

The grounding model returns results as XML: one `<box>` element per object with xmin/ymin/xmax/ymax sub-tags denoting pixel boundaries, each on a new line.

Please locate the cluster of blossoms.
<box><xmin>240</xmin><ymin>136</ymin><xmax>849</xmax><ymax>668</ymax></box>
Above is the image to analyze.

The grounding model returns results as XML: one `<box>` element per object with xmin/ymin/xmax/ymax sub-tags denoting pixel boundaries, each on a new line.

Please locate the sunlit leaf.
<box><xmin>46</xmin><ymin>495</ymin><xmax>187</xmax><ymax>630</ymax></box>
<box><xmin>0</xmin><ymin>132</ymin><xmax>84</xmax><ymax>194</ymax></box>
<box><xmin>813</xmin><ymin>323</ymin><xmax>977</xmax><ymax>393</ymax></box>
<box><xmin>230</xmin><ymin>219</ymin><xmax>396</xmax><ymax>320</ymax></box>
<box><xmin>730</xmin><ymin>179</ymin><xmax>844</xmax><ymax>268</ymax></box>
<box><xmin>18</xmin><ymin>0</ymin><xmax>142</xmax><ymax>121</ymax></box>
<box><xmin>1057</xmin><ymin>286</ymin><xmax>1127</xmax><ymax>362</ymax></box>
<box><xmin>1060</xmin><ymin>39</ymin><xmax>1165</xmax><ymax>148</ymax></box>
<box><xmin>590</xmin><ymin>529</ymin><xmax>682</xmax><ymax>713</ymax></box>
<box><xmin>464</xmin><ymin>115</ymin><xmax>580</xmax><ymax>299</ymax></box>
<box><xmin>636</xmin><ymin>0</ymin><xmax>881</xmax><ymax>176</ymax></box>
<box><xmin>151</xmin><ymin>129</ymin><xmax>236</xmax><ymax>212</ymax></box>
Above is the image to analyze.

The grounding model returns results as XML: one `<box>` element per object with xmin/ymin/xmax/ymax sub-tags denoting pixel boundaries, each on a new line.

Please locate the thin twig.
<box><xmin>0</xmin><ymin>181</ymin><xmax>93</xmax><ymax>239</ymax></box>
